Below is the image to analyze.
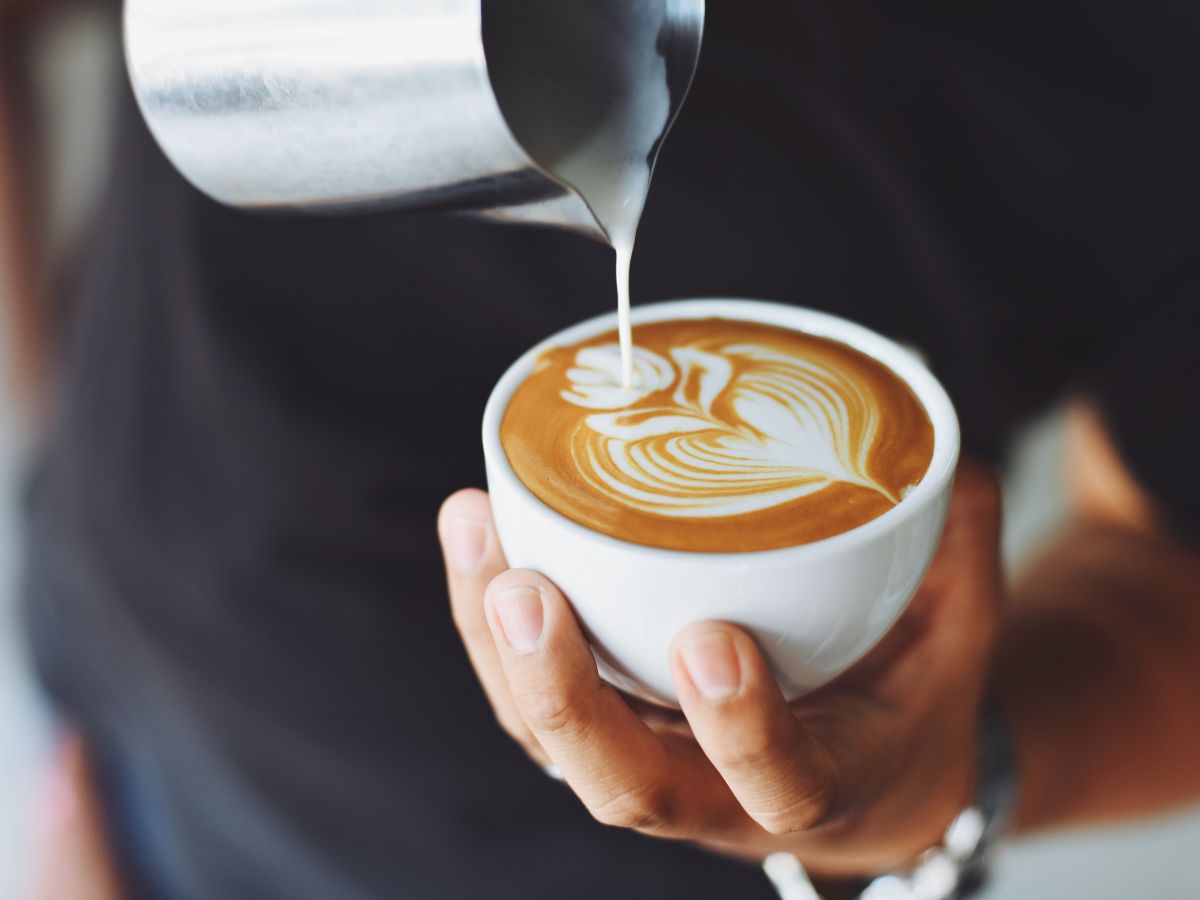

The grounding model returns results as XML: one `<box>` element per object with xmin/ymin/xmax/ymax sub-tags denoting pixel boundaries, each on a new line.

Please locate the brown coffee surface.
<box><xmin>501</xmin><ymin>318</ymin><xmax>935</xmax><ymax>552</ymax></box>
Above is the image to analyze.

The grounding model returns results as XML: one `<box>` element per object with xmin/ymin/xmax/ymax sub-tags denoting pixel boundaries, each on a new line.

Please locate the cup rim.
<box><xmin>483</xmin><ymin>298</ymin><xmax>961</xmax><ymax>563</ymax></box>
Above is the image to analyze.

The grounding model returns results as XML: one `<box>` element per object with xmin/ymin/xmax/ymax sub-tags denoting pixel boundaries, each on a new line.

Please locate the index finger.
<box><xmin>439</xmin><ymin>490</ymin><xmax>544</xmax><ymax>763</ymax></box>
<box><xmin>484</xmin><ymin>568</ymin><xmax>752</xmax><ymax>839</ymax></box>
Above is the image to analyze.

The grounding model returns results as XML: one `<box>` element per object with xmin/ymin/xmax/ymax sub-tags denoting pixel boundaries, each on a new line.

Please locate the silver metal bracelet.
<box><xmin>763</xmin><ymin>705</ymin><xmax>1018</xmax><ymax>900</ymax></box>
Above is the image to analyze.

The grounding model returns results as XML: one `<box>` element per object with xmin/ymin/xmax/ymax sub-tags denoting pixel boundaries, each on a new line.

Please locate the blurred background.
<box><xmin>1</xmin><ymin>7</ymin><xmax>1198</xmax><ymax>899</ymax></box>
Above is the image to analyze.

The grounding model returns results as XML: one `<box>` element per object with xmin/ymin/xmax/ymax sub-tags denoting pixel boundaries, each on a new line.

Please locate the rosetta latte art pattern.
<box><xmin>501</xmin><ymin>319</ymin><xmax>935</xmax><ymax>552</ymax></box>
<box><xmin>562</xmin><ymin>343</ymin><xmax>896</xmax><ymax>517</ymax></box>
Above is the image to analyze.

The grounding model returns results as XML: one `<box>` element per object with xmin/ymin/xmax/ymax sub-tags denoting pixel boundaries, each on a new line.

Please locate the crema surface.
<box><xmin>502</xmin><ymin>319</ymin><xmax>935</xmax><ymax>551</ymax></box>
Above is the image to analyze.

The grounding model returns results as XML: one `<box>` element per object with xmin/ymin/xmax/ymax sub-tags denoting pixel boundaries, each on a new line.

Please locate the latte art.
<box><xmin>566</xmin><ymin>343</ymin><xmax>896</xmax><ymax>517</ymax></box>
<box><xmin>502</xmin><ymin>319</ymin><xmax>935</xmax><ymax>552</ymax></box>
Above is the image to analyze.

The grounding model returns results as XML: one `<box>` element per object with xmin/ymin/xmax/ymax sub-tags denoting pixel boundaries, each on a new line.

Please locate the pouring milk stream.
<box><xmin>485</xmin><ymin>0</ymin><xmax>674</xmax><ymax>389</ymax></box>
<box><xmin>126</xmin><ymin>0</ymin><xmax>697</xmax><ymax>386</ymax></box>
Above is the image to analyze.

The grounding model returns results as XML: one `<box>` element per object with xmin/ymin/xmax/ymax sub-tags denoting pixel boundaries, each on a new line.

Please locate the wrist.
<box><xmin>765</xmin><ymin>703</ymin><xmax>1018</xmax><ymax>900</ymax></box>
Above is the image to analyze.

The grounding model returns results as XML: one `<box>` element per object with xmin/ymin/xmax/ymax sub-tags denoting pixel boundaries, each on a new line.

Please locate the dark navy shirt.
<box><xmin>24</xmin><ymin>2</ymin><xmax>1200</xmax><ymax>897</ymax></box>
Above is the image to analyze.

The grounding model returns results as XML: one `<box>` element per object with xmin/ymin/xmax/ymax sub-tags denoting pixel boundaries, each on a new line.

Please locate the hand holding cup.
<box><xmin>439</xmin><ymin>464</ymin><xmax>1002</xmax><ymax>875</ymax></box>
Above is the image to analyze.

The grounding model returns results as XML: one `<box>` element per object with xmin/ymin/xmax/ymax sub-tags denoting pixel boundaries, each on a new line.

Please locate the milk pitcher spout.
<box><xmin>123</xmin><ymin>0</ymin><xmax>705</xmax><ymax>243</ymax></box>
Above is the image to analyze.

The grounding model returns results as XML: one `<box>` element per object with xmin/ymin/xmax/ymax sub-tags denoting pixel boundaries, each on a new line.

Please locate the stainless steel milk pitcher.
<box><xmin>124</xmin><ymin>0</ymin><xmax>705</xmax><ymax>242</ymax></box>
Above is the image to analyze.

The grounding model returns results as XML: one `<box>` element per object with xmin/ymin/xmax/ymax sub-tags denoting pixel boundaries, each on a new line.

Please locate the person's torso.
<box><xmin>25</xmin><ymin>2</ymin><xmax>1200</xmax><ymax>897</ymax></box>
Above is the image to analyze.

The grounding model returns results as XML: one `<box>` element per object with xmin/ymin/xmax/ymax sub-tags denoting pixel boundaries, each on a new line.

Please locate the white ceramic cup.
<box><xmin>483</xmin><ymin>299</ymin><xmax>960</xmax><ymax>705</ymax></box>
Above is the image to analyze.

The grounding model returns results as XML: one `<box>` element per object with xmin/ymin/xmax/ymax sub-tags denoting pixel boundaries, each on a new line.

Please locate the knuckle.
<box><xmin>519</xmin><ymin>687</ymin><xmax>587</xmax><ymax>741</ymax></box>
<box><xmin>751</xmin><ymin>780</ymin><xmax>836</xmax><ymax>836</ymax></box>
<box><xmin>717</xmin><ymin>722</ymin><xmax>788</xmax><ymax>773</ymax></box>
<box><xmin>590</xmin><ymin>781</ymin><xmax>674</xmax><ymax>833</ymax></box>
<box><xmin>712</xmin><ymin>722</ymin><xmax>839</xmax><ymax>834</ymax></box>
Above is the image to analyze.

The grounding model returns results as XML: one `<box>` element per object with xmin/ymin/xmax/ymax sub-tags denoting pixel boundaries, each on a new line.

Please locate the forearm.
<box><xmin>994</xmin><ymin>521</ymin><xmax>1200</xmax><ymax>833</ymax></box>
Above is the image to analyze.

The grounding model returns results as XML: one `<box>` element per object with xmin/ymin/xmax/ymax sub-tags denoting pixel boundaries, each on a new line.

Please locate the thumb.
<box><xmin>670</xmin><ymin>622</ymin><xmax>839</xmax><ymax>836</ymax></box>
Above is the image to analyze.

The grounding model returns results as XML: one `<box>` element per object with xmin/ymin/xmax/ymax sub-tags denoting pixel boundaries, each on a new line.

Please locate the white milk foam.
<box><xmin>614</xmin><ymin>242</ymin><xmax>637</xmax><ymax>389</ymax></box>
<box><xmin>484</xmin><ymin>1</ymin><xmax>672</xmax><ymax>389</ymax></box>
<box><xmin>559</xmin><ymin>342</ymin><xmax>896</xmax><ymax>518</ymax></box>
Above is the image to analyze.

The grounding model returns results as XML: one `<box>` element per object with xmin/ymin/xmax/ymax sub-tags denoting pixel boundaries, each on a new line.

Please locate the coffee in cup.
<box><xmin>501</xmin><ymin>317</ymin><xmax>934</xmax><ymax>552</ymax></box>
<box><xmin>483</xmin><ymin>299</ymin><xmax>959</xmax><ymax>704</ymax></box>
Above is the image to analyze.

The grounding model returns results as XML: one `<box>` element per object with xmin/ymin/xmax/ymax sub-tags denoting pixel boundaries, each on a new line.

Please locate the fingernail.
<box><xmin>493</xmin><ymin>586</ymin><xmax>544</xmax><ymax>654</ymax></box>
<box><xmin>446</xmin><ymin>516</ymin><xmax>487</xmax><ymax>572</ymax></box>
<box><xmin>680</xmin><ymin>631</ymin><xmax>741</xmax><ymax>701</ymax></box>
